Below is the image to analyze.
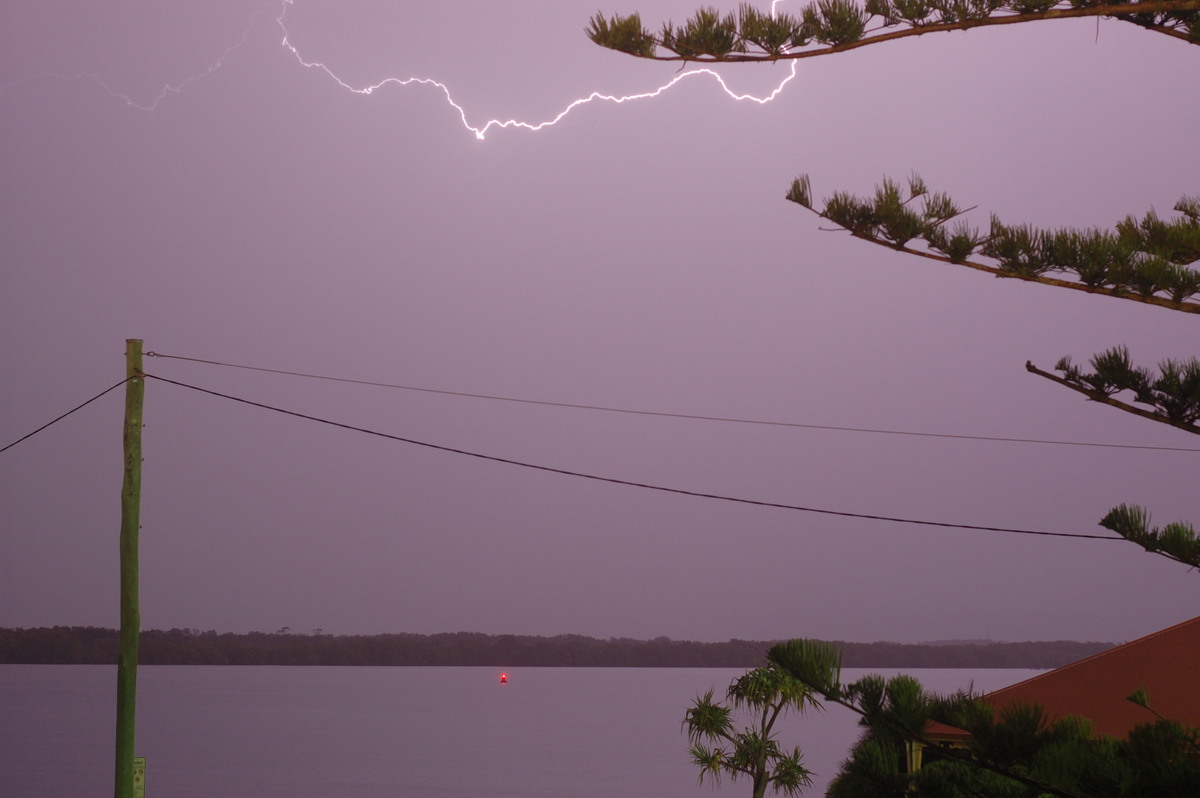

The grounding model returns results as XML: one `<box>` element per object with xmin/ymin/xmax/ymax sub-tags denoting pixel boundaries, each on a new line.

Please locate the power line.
<box><xmin>143</xmin><ymin>372</ymin><xmax>1123</xmax><ymax>543</ymax></box>
<box><xmin>0</xmin><ymin>378</ymin><xmax>131</xmax><ymax>454</ymax></box>
<box><xmin>144</xmin><ymin>351</ymin><xmax>1199</xmax><ymax>454</ymax></box>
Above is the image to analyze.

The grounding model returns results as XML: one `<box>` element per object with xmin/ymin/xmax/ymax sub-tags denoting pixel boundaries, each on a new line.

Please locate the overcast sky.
<box><xmin>2</xmin><ymin>0</ymin><xmax>1197</xmax><ymax>645</ymax></box>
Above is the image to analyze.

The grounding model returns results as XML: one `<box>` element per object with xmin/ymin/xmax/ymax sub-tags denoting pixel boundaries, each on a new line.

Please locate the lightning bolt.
<box><xmin>4</xmin><ymin>1</ymin><xmax>799</xmax><ymax>138</ymax></box>
<box><xmin>0</xmin><ymin>8</ymin><xmax>267</xmax><ymax>113</ymax></box>
<box><xmin>275</xmin><ymin>0</ymin><xmax>798</xmax><ymax>140</ymax></box>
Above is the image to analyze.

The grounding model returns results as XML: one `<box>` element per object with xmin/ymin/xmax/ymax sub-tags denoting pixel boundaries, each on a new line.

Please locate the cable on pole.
<box><xmin>0</xmin><ymin>378</ymin><xmax>131</xmax><ymax>454</ymax></box>
<box><xmin>143</xmin><ymin>351</ymin><xmax>1199</xmax><ymax>454</ymax></box>
<box><xmin>143</xmin><ymin>372</ymin><xmax>1124</xmax><ymax>543</ymax></box>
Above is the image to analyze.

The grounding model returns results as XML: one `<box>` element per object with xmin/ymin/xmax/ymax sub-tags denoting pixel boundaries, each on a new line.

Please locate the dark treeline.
<box><xmin>0</xmin><ymin>627</ymin><xmax>1113</xmax><ymax>669</ymax></box>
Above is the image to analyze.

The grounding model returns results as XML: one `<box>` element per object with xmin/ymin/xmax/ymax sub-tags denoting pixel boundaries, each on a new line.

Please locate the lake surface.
<box><xmin>1</xmin><ymin>665</ymin><xmax>1037</xmax><ymax>797</ymax></box>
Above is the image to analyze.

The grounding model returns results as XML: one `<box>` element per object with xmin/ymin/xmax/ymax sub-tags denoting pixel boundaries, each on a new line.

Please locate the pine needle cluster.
<box><xmin>790</xmin><ymin>175</ymin><xmax>1200</xmax><ymax>433</ymax></box>
<box><xmin>1100</xmin><ymin>504</ymin><xmax>1200</xmax><ymax>567</ymax></box>
<box><xmin>587</xmin><ymin>1</ymin><xmax>1200</xmax><ymax>60</ymax></box>
<box><xmin>1054</xmin><ymin>346</ymin><xmax>1200</xmax><ymax>425</ymax></box>
<box><xmin>787</xmin><ymin>174</ymin><xmax>1200</xmax><ymax>312</ymax></box>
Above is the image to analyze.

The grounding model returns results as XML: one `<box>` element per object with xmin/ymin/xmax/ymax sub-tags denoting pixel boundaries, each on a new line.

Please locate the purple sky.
<box><xmin>2</xmin><ymin>1</ymin><xmax>1197</xmax><ymax>645</ymax></box>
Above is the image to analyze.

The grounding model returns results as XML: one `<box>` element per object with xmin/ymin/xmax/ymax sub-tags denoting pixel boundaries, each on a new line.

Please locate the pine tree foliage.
<box><xmin>587</xmin><ymin>12</ymin><xmax>658</xmax><ymax>57</ymax></box>
<box><xmin>1100</xmin><ymin>503</ymin><xmax>1200</xmax><ymax>567</ymax></box>
<box><xmin>1050</xmin><ymin>346</ymin><xmax>1200</xmax><ymax>430</ymax></box>
<box><xmin>766</xmin><ymin>639</ymin><xmax>1200</xmax><ymax>797</ymax></box>
<box><xmin>789</xmin><ymin>175</ymin><xmax>1200</xmax><ymax>433</ymax></box>
<box><xmin>662</xmin><ymin>7</ymin><xmax>745</xmax><ymax>57</ymax></box>
<box><xmin>593</xmin><ymin>5</ymin><xmax>1200</xmax><ymax>789</ymax></box>
<box><xmin>591</xmin><ymin>3</ymin><xmax>1199</xmax><ymax>440</ymax></box>
<box><xmin>587</xmin><ymin>1</ymin><xmax>1200</xmax><ymax>60</ymax></box>
<box><xmin>786</xmin><ymin>175</ymin><xmax>1200</xmax><ymax>313</ymax></box>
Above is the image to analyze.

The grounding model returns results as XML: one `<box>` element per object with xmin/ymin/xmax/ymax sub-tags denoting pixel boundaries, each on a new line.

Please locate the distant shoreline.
<box><xmin>0</xmin><ymin>627</ymin><xmax>1112</xmax><ymax>669</ymax></box>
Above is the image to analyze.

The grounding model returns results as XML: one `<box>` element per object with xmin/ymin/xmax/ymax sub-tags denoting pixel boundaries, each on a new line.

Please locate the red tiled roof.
<box><xmin>926</xmin><ymin>615</ymin><xmax>1200</xmax><ymax>741</ymax></box>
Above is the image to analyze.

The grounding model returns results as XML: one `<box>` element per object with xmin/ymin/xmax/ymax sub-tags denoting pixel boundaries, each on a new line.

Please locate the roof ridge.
<box><xmin>982</xmin><ymin>615</ymin><xmax>1200</xmax><ymax>702</ymax></box>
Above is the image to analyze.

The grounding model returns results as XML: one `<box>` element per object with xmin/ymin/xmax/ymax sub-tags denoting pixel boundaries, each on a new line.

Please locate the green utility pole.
<box><xmin>115</xmin><ymin>339</ymin><xmax>144</xmax><ymax>798</ymax></box>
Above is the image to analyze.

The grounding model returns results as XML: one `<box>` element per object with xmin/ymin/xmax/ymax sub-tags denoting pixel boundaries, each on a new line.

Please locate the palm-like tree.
<box><xmin>683</xmin><ymin>663</ymin><xmax>818</xmax><ymax>798</ymax></box>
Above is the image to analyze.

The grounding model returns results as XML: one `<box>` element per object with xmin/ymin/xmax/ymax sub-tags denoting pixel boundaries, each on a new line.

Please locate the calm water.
<box><xmin>1</xmin><ymin>665</ymin><xmax>1037</xmax><ymax>797</ymax></box>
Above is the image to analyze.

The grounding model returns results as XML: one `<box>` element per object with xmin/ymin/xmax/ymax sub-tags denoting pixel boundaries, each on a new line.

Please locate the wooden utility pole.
<box><xmin>115</xmin><ymin>339</ymin><xmax>144</xmax><ymax>798</ymax></box>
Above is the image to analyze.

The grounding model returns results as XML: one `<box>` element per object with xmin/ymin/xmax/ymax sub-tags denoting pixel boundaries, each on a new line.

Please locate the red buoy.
<box><xmin>500</xmin><ymin>673</ymin><xmax>508</xmax><ymax>684</ymax></box>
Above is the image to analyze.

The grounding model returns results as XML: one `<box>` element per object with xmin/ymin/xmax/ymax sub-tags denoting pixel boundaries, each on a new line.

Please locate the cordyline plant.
<box><xmin>683</xmin><ymin>663</ymin><xmax>817</xmax><ymax>798</ymax></box>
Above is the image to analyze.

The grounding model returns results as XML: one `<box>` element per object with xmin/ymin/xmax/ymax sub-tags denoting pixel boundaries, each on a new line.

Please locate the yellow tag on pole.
<box><xmin>133</xmin><ymin>757</ymin><xmax>147</xmax><ymax>798</ymax></box>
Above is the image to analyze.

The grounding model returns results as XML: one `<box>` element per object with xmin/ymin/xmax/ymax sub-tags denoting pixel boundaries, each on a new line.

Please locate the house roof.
<box><xmin>926</xmin><ymin>615</ymin><xmax>1200</xmax><ymax>741</ymax></box>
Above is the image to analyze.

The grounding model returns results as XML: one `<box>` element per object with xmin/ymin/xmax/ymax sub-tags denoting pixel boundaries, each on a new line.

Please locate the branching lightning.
<box><xmin>4</xmin><ymin>1</ymin><xmax>799</xmax><ymax>138</ymax></box>
<box><xmin>275</xmin><ymin>1</ymin><xmax>797</xmax><ymax>139</ymax></box>
<box><xmin>0</xmin><ymin>8</ymin><xmax>267</xmax><ymax>113</ymax></box>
